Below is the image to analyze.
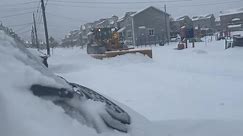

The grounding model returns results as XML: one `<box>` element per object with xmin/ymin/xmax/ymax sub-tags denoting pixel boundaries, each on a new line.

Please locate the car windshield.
<box><xmin>1</xmin><ymin>0</ymin><xmax>243</xmax><ymax>136</ymax></box>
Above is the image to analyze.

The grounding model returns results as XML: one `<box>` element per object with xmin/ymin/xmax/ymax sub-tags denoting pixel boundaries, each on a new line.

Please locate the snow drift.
<box><xmin>1</xmin><ymin>30</ymin><xmax>243</xmax><ymax>136</ymax></box>
<box><xmin>49</xmin><ymin>36</ymin><xmax>243</xmax><ymax>136</ymax></box>
<box><xmin>0</xmin><ymin>30</ymin><xmax>153</xmax><ymax>136</ymax></box>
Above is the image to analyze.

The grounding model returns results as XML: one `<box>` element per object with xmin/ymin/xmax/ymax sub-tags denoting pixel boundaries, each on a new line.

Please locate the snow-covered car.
<box><xmin>0</xmin><ymin>30</ymin><xmax>153</xmax><ymax>136</ymax></box>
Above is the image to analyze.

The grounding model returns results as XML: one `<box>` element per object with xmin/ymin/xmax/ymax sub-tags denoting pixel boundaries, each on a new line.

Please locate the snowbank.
<box><xmin>48</xmin><ymin>40</ymin><xmax>243</xmax><ymax>135</ymax></box>
<box><xmin>0</xmin><ymin>30</ymin><xmax>152</xmax><ymax>136</ymax></box>
<box><xmin>49</xmin><ymin>41</ymin><xmax>243</xmax><ymax>121</ymax></box>
<box><xmin>0</xmin><ymin>31</ymin><xmax>101</xmax><ymax>136</ymax></box>
<box><xmin>2</xmin><ymin>28</ymin><xmax>243</xmax><ymax>136</ymax></box>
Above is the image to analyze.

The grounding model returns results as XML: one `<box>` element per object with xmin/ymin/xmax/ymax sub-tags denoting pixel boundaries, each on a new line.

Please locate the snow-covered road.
<box><xmin>49</xmin><ymin>40</ymin><xmax>243</xmax><ymax>122</ymax></box>
<box><xmin>1</xmin><ymin>29</ymin><xmax>243</xmax><ymax>136</ymax></box>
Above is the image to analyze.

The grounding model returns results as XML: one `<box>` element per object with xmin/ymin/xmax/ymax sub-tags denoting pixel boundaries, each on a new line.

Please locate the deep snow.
<box><xmin>47</xmin><ymin>39</ymin><xmax>243</xmax><ymax>136</ymax></box>
<box><xmin>49</xmin><ymin>40</ymin><xmax>243</xmax><ymax>121</ymax></box>
<box><xmin>1</xmin><ymin>29</ymin><xmax>243</xmax><ymax>136</ymax></box>
<box><xmin>0</xmin><ymin>30</ymin><xmax>155</xmax><ymax>136</ymax></box>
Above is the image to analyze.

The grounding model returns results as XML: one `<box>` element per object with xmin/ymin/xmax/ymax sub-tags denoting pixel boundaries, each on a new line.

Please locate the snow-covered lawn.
<box><xmin>49</xmin><ymin>40</ymin><xmax>243</xmax><ymax>122</ymax></box>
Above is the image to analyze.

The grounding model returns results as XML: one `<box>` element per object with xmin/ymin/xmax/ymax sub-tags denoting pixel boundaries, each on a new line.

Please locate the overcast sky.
<box><xmin>1</xmin><ymin>0</ymin><xmax>243</xmax><ymax>41</ymax></box>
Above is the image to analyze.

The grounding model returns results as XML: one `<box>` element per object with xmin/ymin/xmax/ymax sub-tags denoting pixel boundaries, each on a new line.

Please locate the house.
<box><xmin>170</xmin><ymin>16</ymin><xmax>193</xmax><ymax>39</ymax></box>
<box><xmin>117</xmin><ymin>6</ymin><xmax>170</xmax><ymax>46</ymax></box>
<box><xmin>78</xmin><ymin>15</ymin><xmax>119</xmax><ymax>46</ymax></box>
<box><xmin>170</xmin><ymin>16</ymin><xmax>195</xmax><ymax>40</ymax></box>
<box><xmin>215</xmin><ymin>17</ymin><xmax>221</xmax><ymax>32</ymax></box>
<box><xmin>117</xmin><ymin>12</ymin><xmax>136</xmax><ymax>45</ymax></box>
<box><xmin>61</xmin><ymin>30</ymin><xmax>81</xmax><ymax>47</ymax></box>
<box><xmin>192</xmin><ymin>14</ymin><xmax>216</xmax><ymax>30</ymax></box>
<box><xmin>96</xmin><ymin>16</ymin><xmax>119</xmax><ymax>28</ymax></box>
<box><xmin>83</xmin><ymin>16</ymin><xmax>119</xmax><ymax>31</ymax></box>
<box><xmin>220</xmin><ymin>8</ymin><xmax>243</xmax><ymax>32</ymax></box>
<box><xmin>172</xmin><ymin>16</ymin><xmax>193</xmax><ymax>32</ymax></box>
<box><xmin>191</xmin><ymin>14</ymin><xmax>216</xmax><ymax>37</ymax></box>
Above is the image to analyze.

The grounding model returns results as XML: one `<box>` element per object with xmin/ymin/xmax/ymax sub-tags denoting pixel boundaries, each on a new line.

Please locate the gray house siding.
<box><xmin>171</xmin><ymin>16</ymin><xmax>193</xmax><ymax>35</ymax></box>
<box><xmin>192</xmin><ymin>15</ymin><xmax>216</xmax><ymax>32</ymax></box>
<box><xmin>118</xmin><ymin>12</ymin><xmax>136</xmax><ymax>45</ymax></box>
<box><xmin>220</xmin><ymin>12</ymin><xmax>243</xmax><ymax>31</ymax></box>
<box><xmin>132</xmin><ymin>7</ymin><xmax>170</xmax><ymax>46</ymax></box>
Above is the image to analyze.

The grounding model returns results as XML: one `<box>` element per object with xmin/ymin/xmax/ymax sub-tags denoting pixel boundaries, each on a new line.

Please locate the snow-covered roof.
<box><xmin>87</xmin><ymin>31</ymin><xmax>93</xmax><ymax>36</ymax></box>
<box><xmin>205</xmin><ymin>14</ymin><xmax>214</xmax><ymax>19</ymax></box>
<box><xmin>176</xmin><ymin>16</ymin><xmax>187</xmax><ymax>21</ymax></box>
<box><xmin>215</xmin><ymin>17</ymin><xmax>220</xmax><ymax>22</ymax></box>
<box><xmin>192</xmin><ymin>14</ymin><xmax>214</xmax><ymax>21</ymax></box>
<box><xmin>117</xmin><ymin>27</ymin><xmax>126</xmax><ymax>33</ymax></box>
<box><xmin>220</xmin><ymin>8</ymin><xmax>243</xmax><ymax>16</ymax></box>
<box><xmin>232</xmin><ymin>18</ymin><xmax>241</xmax><ymax>22</ymax></box>
<box><xmin>117</xmin><ymin>17</ymin><xmax>124</xmax><ymax>22</ymax></box>
<box><xmin>97</xmin><ymin>20</ymin><xmax>106</xmax><ymax>25</ymax></box>
<box><xmin>138</xmin><ymin>26</ymin><xmax>146</xmax><ymax>29</ymax></box>
<box><xmin>201</xmin><ymin>28</ymin><xmax>210</xmax><ymax>30</ymax></box>
<box><xmin>181</xmin><ymin>26</ymin><xmax>186</xmax><ymax>29</ymax></box>
<box><xmin>109</xmin><ymin>20</ymin><xmax>115</xmax><ymax>25</ymax></box>
<box><xmin>192</xmin><ymin>16</ymin><xmax>202</xmax><ymax>21</ymax></box>
<box><xmin>117</xmin><ymin>12</ymin><xmax>136</xmax><ymax>23</ymax></box>
<box><xmin>131</xmin><ymin>6</ymin><xmax>169</xmax><ymax>17</ymax></box>
<box><xmin>228</xmin><ymin>24</ymin><xmax>242</xmax><ymax>29</ymax></box>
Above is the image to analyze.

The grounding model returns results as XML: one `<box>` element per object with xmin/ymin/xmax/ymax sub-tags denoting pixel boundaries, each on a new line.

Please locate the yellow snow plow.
<box><xmin>87</xmin><ymin>28</ymin><xmax>152</xmax><ymax>59</ymax></box>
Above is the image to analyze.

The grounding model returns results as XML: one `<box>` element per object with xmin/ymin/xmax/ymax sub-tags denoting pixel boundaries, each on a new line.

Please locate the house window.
<box><xmin>148</xmin><ymin>29</ymin><xmax>154</xmax><ymax>36</ymax></box>
<box><xmin>127</xmin><ymin>30</ymin><xmax>132</xmax><ymax>38</ymax></box>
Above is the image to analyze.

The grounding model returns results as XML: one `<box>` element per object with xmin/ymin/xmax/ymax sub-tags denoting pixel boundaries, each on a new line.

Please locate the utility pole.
<box><xmin>164</xmin><ymin>4</ymin><xmax>169</xmax><ymax>44</ymax></box>
<box><xmin>41</xmin><ymin>0</ymin><xmax>50</xmax><ymax>56</ymax></box>
<box><xmin>31</xmin><ymin>26</ymin><xmax>36</xmax><ymax>48</ymax></box>
<box><xmin>33</xmin><ymin>13</ymin><xmax>39</xmax><ymax>50</ymax></box>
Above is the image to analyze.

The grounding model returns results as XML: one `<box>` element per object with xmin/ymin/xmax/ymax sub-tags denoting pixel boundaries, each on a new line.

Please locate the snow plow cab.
<box><xmin>87</xmin><ymin>28</ymin><xmax>152</xmax><ymax>59</ymax></box>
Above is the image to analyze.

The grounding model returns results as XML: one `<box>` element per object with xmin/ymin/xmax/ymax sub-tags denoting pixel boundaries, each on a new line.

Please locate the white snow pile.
<box><xmin>0</xmin><ymin>31</ymin><xmax>100</xmax><ymax>136</ymax></box>
<box><xmin>1</xmin><ymin>29</ymin><xmax>243</xmax><ymax>136</ymax></box>
<box><xmin>48</xmin><ymin>39</ymin><xmax>243</xmax><ymax>136</ymax></box>
<box><xmin>0</xmin><ymin>30</ymin><xmax>157</xmax><ymax>136</ymax></box>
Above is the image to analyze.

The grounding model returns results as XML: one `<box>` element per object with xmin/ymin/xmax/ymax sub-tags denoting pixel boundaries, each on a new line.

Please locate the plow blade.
<box><xmin>90</xmin><ymin>48</ymin><xmax>152</xmax><ymax>59</ymax></box>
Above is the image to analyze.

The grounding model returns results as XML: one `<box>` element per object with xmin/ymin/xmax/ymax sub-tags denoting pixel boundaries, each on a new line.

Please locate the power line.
<box><xmin>15</xmin><ymin>24</ymin><xmax>32</xmax><ymax>33</ymax></box>
<box><xmin>47</xmin><ymin>0</ymin><xmax>243</xmax><ymax>10</ymax></box>
<box><xmin>45</xmin><ymin>0</ymin><xmax>49</xmax><ymax>7</ymax></box>
<box><xmin>47</xmin><ymin>12</ymin><xmax>86</xmax><ymax>22</ymax></box>
<box><xmin>36</xmin><ymin>1</ymin><xmax>43</xmax><ymax>29</ymax></box>
<box><xmin>37</xmin><ymin>17</ymin><xmax>43</xmax><ymax>29</ymax></box>
<box><xmin>7</xmin><ymin>22</ymin><xmax>33</xmax><ymax>27</ymax></box>
<box><xmin>35</xmin><ymin>1</ymin><xmax>41</xmax><ymax>14</ymax></box>
<box><xmin>48</xmin><ymin>3</ymin><xmax>143</xmax><ymax>9</ymax></box>
<box><xmin>1</xmin><ymin>11</ymin><xmax>33</xmax><ymax>19</ymax></box>
<box><xmin>50</xmin><ymin>0</ymin><xmax>192</xmax><ymax>4</ymax></box>
<box><xmin>0</xmin><ymin>1</ymin><xmax>38</xmax><ymax>7</ymax></box>
<box><xmin>169</xmin><ymin>0</ymin><xmax>243</xmax><ymax>8</ymax></box>
<box><xmin>0</xmin><ymin>7</ymin><xmax>37</xmax><ymax>12</ymax></box>
<box><xmin>17</xmin><ymin>29</ymin><xmax>32</xmax><ymax>35</ymax></box>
